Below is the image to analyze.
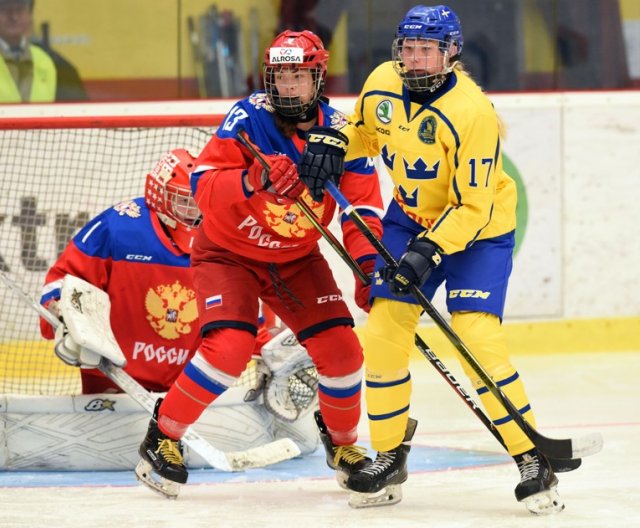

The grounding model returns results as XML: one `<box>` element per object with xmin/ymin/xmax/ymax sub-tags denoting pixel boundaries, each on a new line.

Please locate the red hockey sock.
<box><xmin>158</xmin><ymin>327</ymin><xmax>256</xmax><ymax>439</ymax></box>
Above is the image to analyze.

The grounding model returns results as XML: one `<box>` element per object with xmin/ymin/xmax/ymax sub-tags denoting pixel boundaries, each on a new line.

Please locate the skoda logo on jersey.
<box><xmin>376</xmin><ymin>100</ymin><xmax>393</xmax><ymax>124</ymax></box>
<box><xmin>418</xmin><ymin>116</ymin><xmax>437</xmax><ymax>144</ymax></box>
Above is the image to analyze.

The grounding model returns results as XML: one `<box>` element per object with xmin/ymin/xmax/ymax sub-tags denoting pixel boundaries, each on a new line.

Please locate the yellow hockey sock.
<box><xmin>363</xmin><ymin>298</ymin><xmax>421</xmax><ymax>451</ymax></box>
<box><xmin>452</xmin><ymin>311</ymin><xmax>536</xmax><ymax>455</ymax></box>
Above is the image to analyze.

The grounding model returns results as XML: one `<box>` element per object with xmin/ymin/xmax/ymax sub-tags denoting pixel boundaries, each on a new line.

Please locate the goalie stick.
<box><xmin>321</xmin><ymin>181</ymin><xmax>603</xmax><ymax>461</ymax></box>
<box><xmin>0</xmin><ymin>271</ymin><xmax>301</xmax><ymax>472</ymax></box>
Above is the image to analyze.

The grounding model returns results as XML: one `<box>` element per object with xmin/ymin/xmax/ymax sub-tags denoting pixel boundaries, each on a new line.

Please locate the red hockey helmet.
<box><xmin>145</xmin><ymin>149</ymin><xmax>201</xmax><ymax>253</ymax></box>
<box><xmin>263</xmin><ymin>30</ymin><xmax>329</xmax><ymax>119</ymax></box>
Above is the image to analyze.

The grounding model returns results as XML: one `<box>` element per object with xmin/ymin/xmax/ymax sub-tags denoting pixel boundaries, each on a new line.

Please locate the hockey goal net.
<box><xmin>0</xmin><ymin>114</ymin><xmax>228</xmax><ymax>395</ymax></box>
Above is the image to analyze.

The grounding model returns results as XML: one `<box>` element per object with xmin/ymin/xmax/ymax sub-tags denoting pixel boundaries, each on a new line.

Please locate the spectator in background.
<box><xmin>0</xmin><ymin>0</ymin><xmax>86</xmax><ymax>103</ymax></box>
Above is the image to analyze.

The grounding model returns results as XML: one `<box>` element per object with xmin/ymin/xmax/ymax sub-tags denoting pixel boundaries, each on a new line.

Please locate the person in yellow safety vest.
<box><xmin>0</xmin><ymin>0</ymin><xmax>55</xmax><ymax>102</ymax></box>
<box><xmin>0</xmin><ymin>0</ymin><xmax>86</xmax><ymax>103</ymax></box>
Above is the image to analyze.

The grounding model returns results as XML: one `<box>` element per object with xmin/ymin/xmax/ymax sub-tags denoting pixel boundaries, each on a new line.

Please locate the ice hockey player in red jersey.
<box><xmin>40</xmin><ymin>149</ymin><xmax>275</xmax><ymax>393</ymax></box>
<box><xmin>39</xmin><ymin>149</ymin><xmax>205</xmax><ymax>393</ymax></box>
<box><xmin>136</xmin><ymin>29</ymin><xmax>384</xmax><ymax>497</ymax></box>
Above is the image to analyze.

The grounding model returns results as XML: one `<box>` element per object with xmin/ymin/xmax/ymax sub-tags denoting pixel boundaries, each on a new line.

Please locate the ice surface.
<box><xmin>1</xmin><ymin>351</ymin><xmax>638</xmax><ymax>528</ymax></box>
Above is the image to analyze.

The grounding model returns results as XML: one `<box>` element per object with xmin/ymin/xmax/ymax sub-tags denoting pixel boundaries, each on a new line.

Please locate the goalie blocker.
<box><xmin>54</xmin><ymin>274</ymin><xmax>127</xmax><ymax>368</ymax></box>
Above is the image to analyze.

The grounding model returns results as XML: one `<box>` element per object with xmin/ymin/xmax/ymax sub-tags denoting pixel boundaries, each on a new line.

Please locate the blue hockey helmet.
<box><xmin>396</xmin><ymin>5</ymin><xmax>463</xmax><ymax>56</ymax></box>
<box><xmin>392</xmin><ymin>5</ymin><xmax>463</xmax><ymax>92</ymax></box>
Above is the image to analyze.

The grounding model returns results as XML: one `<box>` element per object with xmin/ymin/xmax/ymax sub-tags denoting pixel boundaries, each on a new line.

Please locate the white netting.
<box><xmin>0</xmin><ymin>118</ymin><xmax>219</xmax><ymax>394</ymax></box>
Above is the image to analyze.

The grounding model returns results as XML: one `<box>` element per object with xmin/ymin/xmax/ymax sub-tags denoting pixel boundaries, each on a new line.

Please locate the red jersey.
<box><xmin>40</xmin><ymin>199</ymin><xmax>199</xmax><ymax>392</ymax></box>
<box><xmin>191</xmin><ymin>92</ymin><xmax>383</xmax><ymax>265</ymax></box>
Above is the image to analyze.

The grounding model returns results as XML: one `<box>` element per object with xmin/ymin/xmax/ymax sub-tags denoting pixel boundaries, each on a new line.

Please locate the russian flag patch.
<box><xmin>205</xmin><ymin>294</ymin><xmax>222</xmax><ymax>309</ymax></box>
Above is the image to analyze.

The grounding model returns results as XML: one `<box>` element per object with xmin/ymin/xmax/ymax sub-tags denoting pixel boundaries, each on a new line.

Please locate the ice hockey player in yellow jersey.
<box><xmin>298</xmin><ymin>4</ymin><xmax>571</xmax><ymax>515</ymax></box>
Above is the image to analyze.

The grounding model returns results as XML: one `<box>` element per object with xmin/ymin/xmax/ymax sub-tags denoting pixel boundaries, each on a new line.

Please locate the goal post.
<box><xmin>0</xmin><ymin>113</ymin><xmax>224</xmax><ymax>395</ymax></box>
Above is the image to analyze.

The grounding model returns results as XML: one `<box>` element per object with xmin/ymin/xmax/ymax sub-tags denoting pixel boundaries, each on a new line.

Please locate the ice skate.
<box><xmin>347</xmin><ymin>418</ymin><xmax>418</xmax><ymax>508</ymax></box>
<box><xmin>514</xmin><ymin>448</ymin><xmax>565</xmax><ymax>515</ymax></box>
<box><xmin>314</xmin><ymin>410</ymin><xmax>371</xmax><ymax>489</ymax></box>
<box><xmin>135</xmin><ymin>398</ymin><xmax>188</xmax><ymax>499</ymax></box>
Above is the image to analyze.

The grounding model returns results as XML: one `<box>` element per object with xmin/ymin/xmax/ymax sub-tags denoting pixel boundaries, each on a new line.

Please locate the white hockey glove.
<box><xmin>54</xmin><ymin>322</ymin><xmax>84</xmax><ymax>366</ymax></box>
<box><xmin>56</xmin><ymin>275</ymin><xmax>127</xmax><ymax>368</ymax></box>
<box><xmin>261</xmin><ymin>328</ymin><xmax>318</xmax><ymax>422</ymax></box>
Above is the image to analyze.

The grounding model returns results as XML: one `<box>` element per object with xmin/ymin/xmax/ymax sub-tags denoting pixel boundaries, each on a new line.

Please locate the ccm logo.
<box><xmin>126</xmin><ymin>254</ymin><xmax>152</xmax><ymax>261</ymax></box>
<box><xmin>449</xmin><ymin>289</ymin><xmax>490</xmax><ymax>299</ymax></box>
<box><xmin>307</xmin><ymin>133</ymin><xmax>347</xmax><ymax>151</ymax></box>
<box><xmin>317</xmin><ymin>294</ymin><xmax>343</xmax><ymax>303</ymax></box>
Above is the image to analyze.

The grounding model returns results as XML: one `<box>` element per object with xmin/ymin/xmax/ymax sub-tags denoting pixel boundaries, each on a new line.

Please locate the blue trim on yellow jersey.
<box><xmin>431</xmin><ymin>205</ymin><xmax>455</xmax><ymax>232</ymax></box>
<box><xmin>467</xmin><ymin>202</ymin><xmax>494</xmax><ymax>249</ymax></box>
<box><xmin>401</xmin><ymin>73</ymin><xmax>458</xmax><ymax>122</ymax></box>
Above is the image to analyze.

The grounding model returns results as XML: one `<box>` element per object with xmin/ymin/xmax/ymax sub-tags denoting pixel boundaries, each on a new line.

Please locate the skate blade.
<box><xmin>134</xmin><ymin>459</ymin><xmax>182</xmax><ymax>500</ymax></box>
<box><xmin>521</xmin><ymin>485</ymin><xmax>565</xmax><ymax>515</ymax></box>
<box><xmin>336</xmin><ymin>470</ymin><xmax>349</xmax><ymax>490</ymax></box>
<box><xmin>348</xmin><ymin>484</ymin><xmax>403</xmax><ymax>509</ymax></box>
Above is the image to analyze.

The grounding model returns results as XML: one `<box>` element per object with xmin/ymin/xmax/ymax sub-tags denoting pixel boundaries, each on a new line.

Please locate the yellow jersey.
<box><xmin>342</xmin><ymin>62</ymin><xmax>516</xmax><ymax>255</ymax></box>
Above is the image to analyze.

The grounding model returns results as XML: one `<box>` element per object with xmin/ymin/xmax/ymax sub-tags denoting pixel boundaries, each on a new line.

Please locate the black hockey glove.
<box><xmin>382</xmin><ymin>235</ymin><xmax>442</xmax><ymax>296</ymax></box>
<box><xmin>298</xmin><ymin>126</ymin><xmax>348</xmax><ymax>202</ymax></box>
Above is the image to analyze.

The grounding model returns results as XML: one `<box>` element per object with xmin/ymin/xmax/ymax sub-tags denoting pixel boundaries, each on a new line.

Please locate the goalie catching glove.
<box><xmin>383</xmin><ymin>234</ymin><xmax>442</xmax><ymax>296</ymax></box>
<box><xmin>298</xmin><ymin>126</ymin><xmax>348</xmax><ymax>202</ymax></box>
<box><xmin>246</xmin><ymin>153</ymin><xmax>305</xmax><ymax>205</ymax></box>
<box><xmin>54</xmin><ymin>274</ymin><xmax>127</xmax><ymax>368</ymax></box>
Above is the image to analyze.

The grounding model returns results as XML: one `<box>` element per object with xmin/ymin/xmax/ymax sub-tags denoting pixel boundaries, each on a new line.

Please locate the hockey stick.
<box><xmin>0</xmin><ymin>271</ymin><xmax>301</xmax><ymax>471</ymax></box>
<box><xmin>321</xmin><ymin>181</ymin><xmax>603</xmax><ymax>461</ymax></box>
<box><xmin>234</xmin><ymin>131</ymin><xmax>599</xmax><ymax>461</ymax></box>
<box><xmin>235</xmin><ymin>128</ymin><xmax>369</xmax><ymax>285</ymax></box>
<box><xmin>233</xmin><ymin>135</ymin><xmax>513</xmax><ymax>448</ymax></box>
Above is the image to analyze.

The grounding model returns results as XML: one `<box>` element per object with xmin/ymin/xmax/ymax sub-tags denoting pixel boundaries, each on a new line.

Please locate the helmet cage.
<box><xmin>145</xmin><ymin>150</ymin><xmax>201</xmax><ymax>230</ymax></box>
<box><xmin>393</xmin><ymin>5</ymin><xmax>463</xmax><ymax>92</ymax></box>
<box><xmin>263</xmin><ymin>30</ymin><xmax>329</xmax><ymax>119</ymax></box>
<box><xmin>164</xmin><ymin>181</ymin><xmax>201</xmax><ymax>228</ymax></box>
<box><xmin>392</xmin><ymin>37</ymin><xmax>456</xmax><ymax>92</ymax></box>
